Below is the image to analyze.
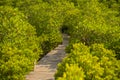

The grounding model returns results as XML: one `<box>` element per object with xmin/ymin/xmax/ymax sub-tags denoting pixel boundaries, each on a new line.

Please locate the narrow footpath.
<box><xmin>26</xmin><ymin>34</ymin><xmax>69</xmax><ymax>80</ymax></box>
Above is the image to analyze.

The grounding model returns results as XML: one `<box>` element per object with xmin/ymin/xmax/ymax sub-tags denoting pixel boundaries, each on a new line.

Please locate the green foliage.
<box><xmin>0</xmin><ymin>6</ymin><xmax>42</xmax><ymax>80</ymax></box>
<box><xmin>64</xmin><ymin>0</ymin><xmax>120</xmax><ymax>59</ymax></box>
<box><xmin>25</xmin><ymin>2</ymin><xmax>67</xmax><ymax>53</ymax></box>
<box><xmin>62</xmin><ymin>2</ymin><xmax>80</xmax><ymax>34</ymax></box>
<box><xmin>108</xmin><ymin>39</ymin><xmax>120</xmax><ymax>59</ymax></box>
<box><xmin>0</xmin><ymin>0</ymin><xmax>120</xmax><ymax>79</ymax></box>
<box><xmin>98</xmin><ymin>0</ymin><xmax>120</xmax><ymax>11</ymax></box>
<box><xmin>55</xmin><ymin>43</ymin><xmax>120</xmax><ymax>80</ymax></box>
<box><xmin>38</xmin><ymin>31</ymin><xmax>62</xmax><ymax>53</ymax></box>
<box><xmin>57</xmin><ymin>64</ymin><xmax>84</xmax><ymax>80</ymax></box>
<box><xmin>0</xmin><ymin>0</ymin><xmax>14</xmax><ymax>6</ymax></box>
<box><xmin>0</xmin><ymin>0</ymin><xmax>42</xmax><ymax>7</ymax></box>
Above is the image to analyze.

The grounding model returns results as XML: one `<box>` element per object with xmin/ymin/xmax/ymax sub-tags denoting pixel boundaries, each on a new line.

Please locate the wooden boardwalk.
<box><xmin>26</xmin><ymin>34</ymin><xmax>69</xmax><ymax>80</ymax></box>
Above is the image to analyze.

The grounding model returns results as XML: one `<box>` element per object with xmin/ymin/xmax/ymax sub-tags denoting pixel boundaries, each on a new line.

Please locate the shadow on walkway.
<box><xmin>26</xmin><ymin>34</ymin><xmax>69</xmax><ymax>80</ymax></box>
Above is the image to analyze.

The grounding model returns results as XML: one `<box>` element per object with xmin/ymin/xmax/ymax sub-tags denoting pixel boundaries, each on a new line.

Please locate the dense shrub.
<box><xmin>63</xmin><ymin>0</ymin><xmax>120</xmax><ymax>59</ymax></box>
<box><xmin>70</xmin><ymin>22</ymin><xmax>120</xmax><ymax>54</ymax></box>
<box><xmin>24</xmin><ymin>2</ymin><xmax>64</xmax><ymax>53</ymax></box>
<box><xmin>0</xmin><ymin>0</ymin><xmax>120</xmax><ymax>79</ymax></box>
<box><xmin>38</xmin><ymin>31</ymin><xmax>62</xmax><ymax>54</ymax></box>
<box><xmin>98</xmin><ymin>0</ymin><xmax>120</xmax><ymax>11</ymax></box>
<box><xmin>0</xmin><ymin>0</ymin><xmax>64</xmax><ymax>54</ymax></box>
<box><xmin>55</xmin><ymin>43</ymin><xmax>120</xmax><ymax>80</ymax></box>
<box><xmin>0</xmin><ymin>6</ymin><xmax>42</xmax><ymax>80</ymax></box>
<box><xmin>57</xmin><ymin>64</ymin><xmax>84</xmax><ymax>80</ymax></box>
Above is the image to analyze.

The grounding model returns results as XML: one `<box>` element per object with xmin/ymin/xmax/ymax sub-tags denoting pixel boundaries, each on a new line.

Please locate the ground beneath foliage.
<box><xmin>26</xmin><ymin>34</ymin><xmax>69</xmax><ymax>80</ymax></box>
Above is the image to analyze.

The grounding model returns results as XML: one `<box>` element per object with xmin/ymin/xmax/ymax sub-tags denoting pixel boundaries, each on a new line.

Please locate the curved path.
<box><xmin>26</xmin><ymin>34</ymin><xmax>69</xmax><ymax>80</ymax></box>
